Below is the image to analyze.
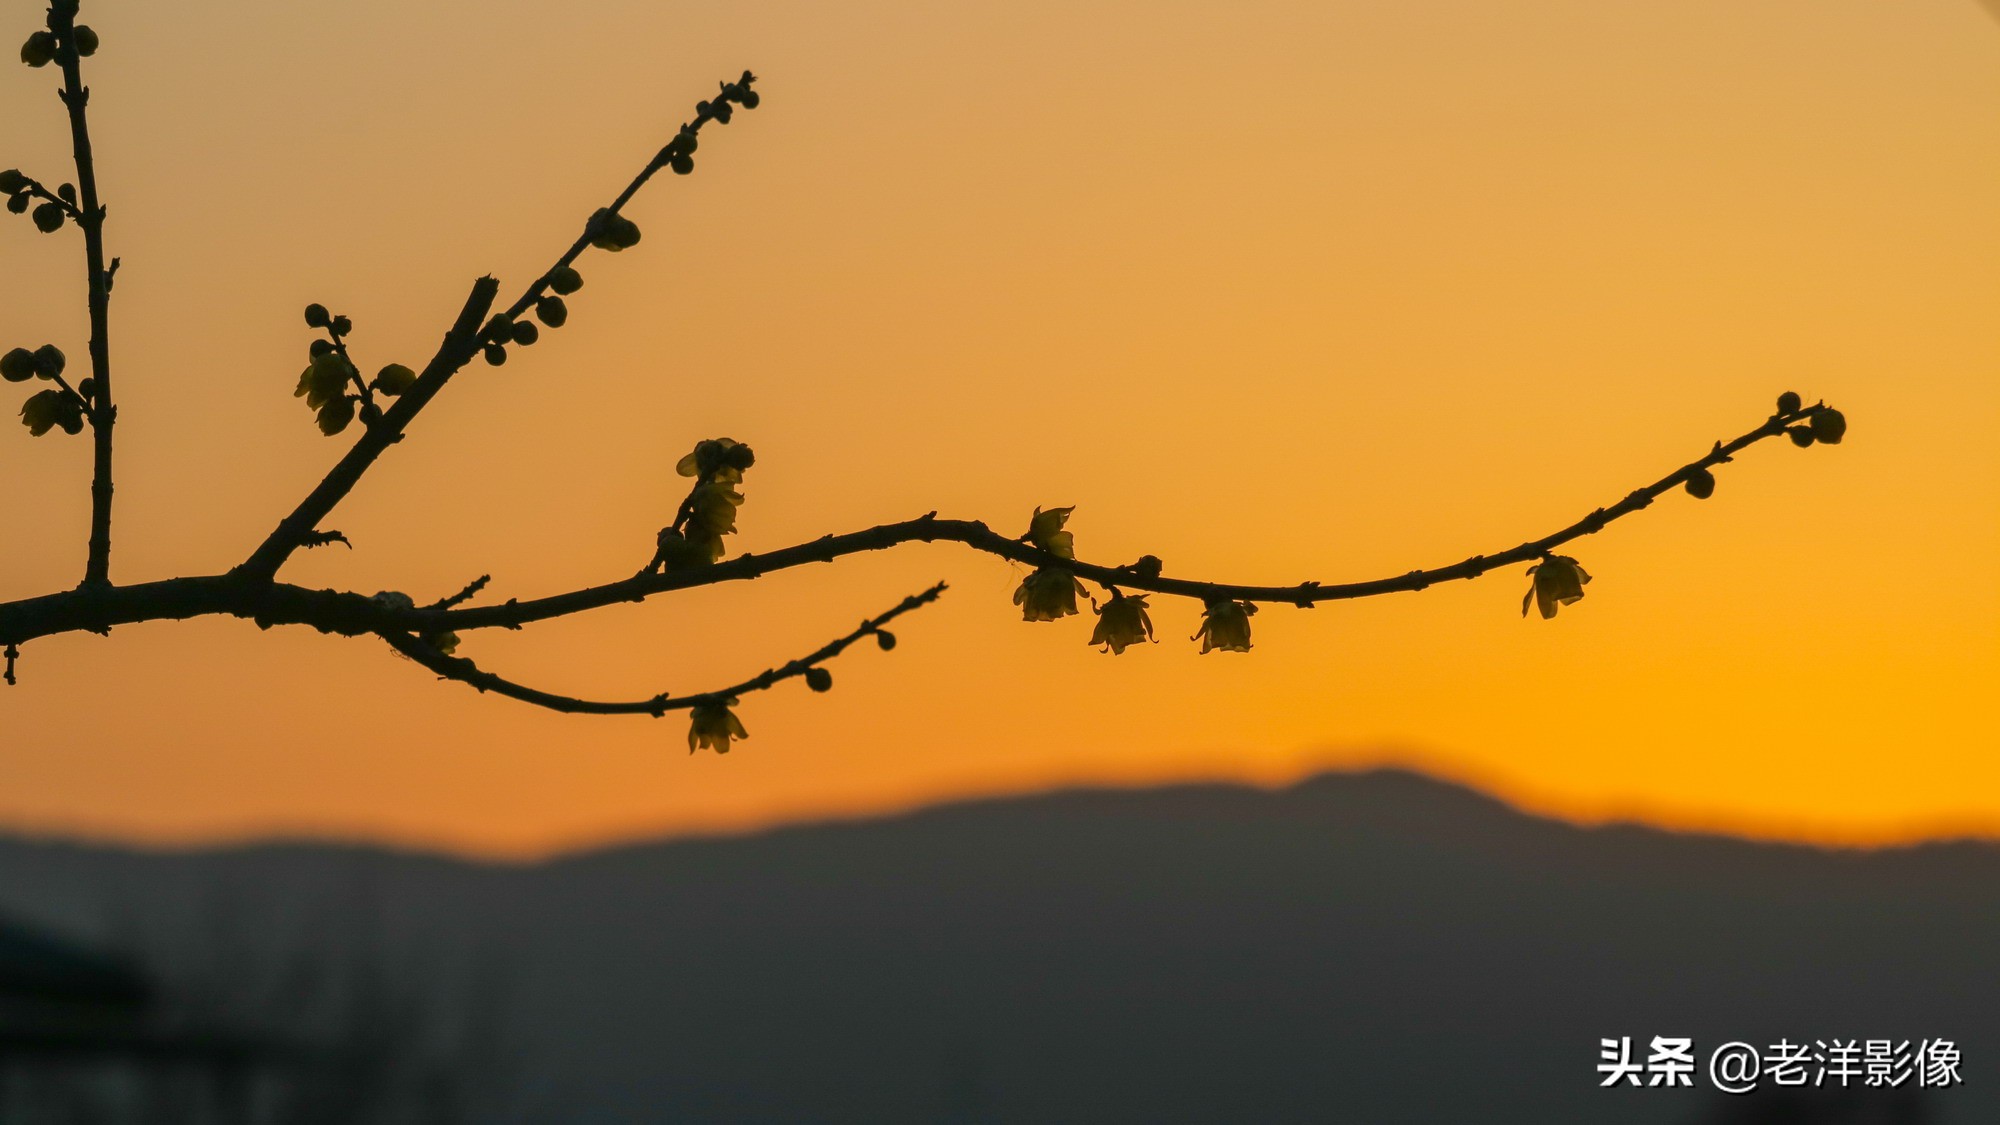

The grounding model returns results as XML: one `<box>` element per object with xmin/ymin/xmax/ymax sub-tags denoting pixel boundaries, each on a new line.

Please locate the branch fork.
<box><xmin>0</xmin><ymin>6</ymin><xmax>1851</xmax><ymax>751</ymax></box>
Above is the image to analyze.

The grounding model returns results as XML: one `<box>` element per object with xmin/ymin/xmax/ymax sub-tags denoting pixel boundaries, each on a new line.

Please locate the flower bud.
<box><xmin>511</xmin><ymin>321</ymin><xmax>539</xmax><ymax>346</ymax></box>
<box><xmin>20</xmin><ymin>31</ymin><xmax>56</xmax><ymax>68</ymax></box>
<box><xmin>308</xmin><ymin>338</ymin><xmax>334</xmax><ymax>358</ymax></box>
<box><xmin>1809</xmin><ymin>407</ymin><xmax>1845</xmax><ymax>445</ymax></box>
<box><xmin>691</xmin><ymin>439</ymin><xmax>729</xmax><ymax>476</ymax></box>
<box><xmin>56</xmin><ymin>183</ymin><xmax>75</xmax><ymax>205</ymax></box>
<box><xmin>804</xmin><ymin>667</ymin><xmax>833</xmax><ymax>692</ymax></box>
<box><xmin>547</xmin><ymin>267</ymin><xmax>583</xmax><ymax>295</ymax></box>
<box><xmin>5</xmin><ymin>193</ymin><xmax>27</xmax><ymax>215</ymax></box>
<box><xmin>1776</xmin><ymin>391</ymin><xmax>1802</xmax><ymax>415</ymax></box>
<box><xmin>670</xmin><ymin>154</ymin><xmax>694</xmax><ymax>176</ymax></box>
<box><xmin>31</xmin><ymin>201</ymin><xmax>63</xmax><ymax>233</ymax></box>
<box><xmin>722</xmin><ymin>442</ymin><xmax>755</xmax><ymax>471</ymax></box>
<box><xmin>1786</xmin><ymin>425</ymin><xmax>1815</xmax><ymax>448</ymax></box>
<box><xmin>330</xmin><ymin>314</ymin><xmax>352</xmax><ymax>336</ymax></box>
<box><xmin>0</xmin><ymin>169</ymin><xmax>27</xmax><ymax>194</ymax></box>
<box><xmin>875</xmin><ymin>630</ymin><xmax>897</xmax><ymax>651</ymax></box>
<box><xmin>1684</xmin><ymin>468</ymin><xmax>1715</xmax><ymax>499</ymax></box>
<box><xmin>71</xmin><ymin>25</ymin><xmax>97</xmax><ymax>56</ymax></box>
<box><xmin>0</xmin><ymin>348</ymin><xmax>34</xmax><ymax>382</ymax></box>
<box><xmin>371</xmin><ymin>363</ymin><xmax>417</xmax><ymax>396</ymax></box>
<box><xmin>738</xmin><ymin>90</ymin><xmax>760</xmax><ymax>110</ymax></box>
<box><xmin>588</xmin><ymin>214</ymin><xmax>641</xmax><ymax>252</ymax></box>
<box><xmin>534</xmin><ymin>295</ymin><xmax>568</xmax><ymax>328</ymax></box>
<box><xmin>482</xmin><ymin>343</ymin><xmax>507</xmax><ymax>367</ymax></box>
<box><xmin>31</xmin><ymin>344</ymin><xmax>65</xmax><ymax>379</ymax></box>
<box><xmin>358</xmin><ymin>401</ymin><xmax>382</xmax><ymax>426</ymax></box>
<box><xmin>304</xmin><ymin>303</ymin><xmax>331</xmax><ymax>329</ymax></box>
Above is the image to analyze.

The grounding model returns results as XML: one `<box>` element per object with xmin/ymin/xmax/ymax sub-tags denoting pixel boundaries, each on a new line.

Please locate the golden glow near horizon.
<box><xmin>1</xmin><ymin>0</ymin><xmax>1996</xmax><ymax>856</ymax></box>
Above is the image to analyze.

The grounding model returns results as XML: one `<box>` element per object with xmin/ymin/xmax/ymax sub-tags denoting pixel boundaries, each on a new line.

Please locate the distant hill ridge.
<box><xmin>0</xmin><ymin>768</ymin><xmax>1989</xmax><ymax>1123</ymax></box>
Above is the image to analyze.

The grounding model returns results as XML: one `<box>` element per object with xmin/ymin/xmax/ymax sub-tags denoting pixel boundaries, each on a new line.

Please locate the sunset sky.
<box><xmin>1</xmin><ymin>0</ymin><xmax>1996</xmax><ymax>857</ymax></box>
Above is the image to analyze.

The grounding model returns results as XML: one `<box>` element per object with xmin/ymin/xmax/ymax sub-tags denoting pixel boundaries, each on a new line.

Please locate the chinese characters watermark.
<box><xmin>1598</xmin><ymin>1037</ymin><xmax>1961</xmax><ymax>1095</ymax></box>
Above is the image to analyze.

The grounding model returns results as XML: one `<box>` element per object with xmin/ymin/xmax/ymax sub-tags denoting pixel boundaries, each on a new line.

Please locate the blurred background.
<box><xmin>0</xmin><ymin>0</ymin><xmax>1995</xmax><ymax>1119</ymax></box>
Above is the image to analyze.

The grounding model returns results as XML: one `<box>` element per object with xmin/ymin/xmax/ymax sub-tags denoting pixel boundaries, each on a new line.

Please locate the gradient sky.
<box><xmin>1</xmin><ymin>0</ymin><xmax>1996</xmax><ymax>857</ymax></box>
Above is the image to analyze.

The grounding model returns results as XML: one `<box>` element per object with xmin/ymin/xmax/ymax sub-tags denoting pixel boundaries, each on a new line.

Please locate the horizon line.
<box><xmin>6</xmin><ymin>754</ymin><xmax>2000</xmax><ymax>866</ymax></box>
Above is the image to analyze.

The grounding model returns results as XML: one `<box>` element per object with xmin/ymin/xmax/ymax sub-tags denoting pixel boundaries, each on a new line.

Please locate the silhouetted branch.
<box><xmin>0</xmin><ymin>401</ymin><xmax>1836</xmax><ymax>648</ymax></box>
<box><xmin>48</xmin><ymin>0</ymin><xmax>116</xmax><ymax>586</ymax></box>
<box><xmin>426</xmin><ymin>575</ymin><xmax>491</xmax><ymax>612</ymax></box>
<box><xmin>0</xmin><ymin>5</ymin><xmax>1851</xmax><ymax>744</ymax></box>
<box><xmin>235</xmin><ymin>74</ymin><xmax>757</xmax><ymax>584</ymax></box>
<box><xmin>422</xmin><ymin>401</ymin><xmax>1830</xmax><ymax>631</ymax></box>
<box><xmin>378</xmin><ymin>583</ymin><xmax>944</xmax><ymax>716</ymax></box>
<box><xmin>235</xmin><ymin>277</ymin><xmax>500</xmax><ymax>583</ymax></box>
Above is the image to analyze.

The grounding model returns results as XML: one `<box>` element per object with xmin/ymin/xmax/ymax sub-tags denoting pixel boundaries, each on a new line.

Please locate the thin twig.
<box><xmin>425</xmin><ymin>575</ymin><xmax>490</xmax><ymax>612</ymax></box>
<box><xmin>378</xmin><ymin>582</ymin><xmax>944</xmax><ymax>716</ymax></box>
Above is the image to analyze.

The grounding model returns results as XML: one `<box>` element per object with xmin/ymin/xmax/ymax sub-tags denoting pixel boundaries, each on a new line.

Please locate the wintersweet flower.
<box><xmin>688</xmin><ymin>480</ymin><xmax>743</xmax><ymax>534</ymax></box>
<box><xmin>1013</xmin><ymin>567</ymin><xmax>1085</xmax><ymax>622</ymax></box>
<box><xmin>1522</xmin><ymin>555</ymin><xmax>1591</xmax><ymax>620</ymax></box>
<box><xmin>1090</xmin><ymin>591</ymin><xmax>1154</xmax><ymax>655</ymax></box>
<box><xmin>676</xmin><ymin>437</ymin><xmax>755</xmax><ymax>483</ymax></box>
<box><xmin>687</xmin><ymin>701</ymin><xmax>748</xmax><ymax>754</ymax></box>
<box><xmin>1025</xmin><ymin>506</ymin><xmax>1076</xmax><ymax>560</ymax></box>
<box><xmin>1193</xmin><ymin>599</ymin><xmax>1257</xmax><ymax>653</ymax></box>
<box><xmin>294</xmin><ymin>351</ymin><xmax>354</xmax><ymax>410</ymax></box>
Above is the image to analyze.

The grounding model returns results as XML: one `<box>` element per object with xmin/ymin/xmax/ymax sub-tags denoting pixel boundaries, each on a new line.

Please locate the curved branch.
<box><xmin>428</xmin><ymin>401</ymin><xmax>1833</xmax><ymax>632</ymax></box>
<box><xmin>377</xmin><ymin>582</ymin><xmax>945</xmax><ymax>716</ymax></box>
<box><xmin>0</xmin><ymin>400</ymin><xmax>1836</xmax><ymax>650</ymax></box>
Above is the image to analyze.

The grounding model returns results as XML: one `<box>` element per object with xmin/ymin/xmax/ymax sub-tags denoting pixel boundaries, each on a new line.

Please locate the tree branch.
<box><xmin>377</xmin><ymin>582</ymin><xmax>945</xmax><ymax>716</ymax></box>
<box><xmin>0</xmin><ymin>12</ymin><xmax>1851</xmax><ymax>744</ymax></box>
<box><xmin>48</xmin><ymin>0</ymin><xmax>116</xmax><ymax>587</ymax></box>
<box><xmin>0</xmin><ymin>399</ymin><xmax>1840</xmax><ymax>651</ymax></box>
<box><xmin>233</xmin><ymin>277</ymin><xmax>499</xmax><ymax>583</ymax></box>
<box><xmin>423</xmin><ymin>401</ymin><xmax>1832</xmax><ymax>632</ymax></box>
<box><xmin>233</xmin><ymin>73</ymin><xmax>757</xmax><ymax>584</ymax></box>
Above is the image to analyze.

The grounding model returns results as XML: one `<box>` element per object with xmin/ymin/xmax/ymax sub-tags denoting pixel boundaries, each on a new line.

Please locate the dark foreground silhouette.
<box><xmin>0</xmin><ymin>769</ymin><xmax>1991</xmax><ymax>1123</ymax></box>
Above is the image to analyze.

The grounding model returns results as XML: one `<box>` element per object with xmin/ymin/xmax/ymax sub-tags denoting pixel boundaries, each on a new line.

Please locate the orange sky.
<box><xmin>2</xmin><ymin>0</ymin><xmax>1996</xmax><ymax>857</ymax></box>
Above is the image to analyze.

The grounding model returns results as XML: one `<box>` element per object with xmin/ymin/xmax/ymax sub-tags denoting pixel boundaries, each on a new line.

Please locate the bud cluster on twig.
<box><xmin>2</xmin><ymin>344</ymin><xmax>88</xmax><ymax>436</ymax></box>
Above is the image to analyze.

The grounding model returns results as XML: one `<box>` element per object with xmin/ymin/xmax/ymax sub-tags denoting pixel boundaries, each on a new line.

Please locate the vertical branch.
<box><xmin>49</xmin><ymin>0</ymin><xmax>114</xmax><ymax>586</ymax></box>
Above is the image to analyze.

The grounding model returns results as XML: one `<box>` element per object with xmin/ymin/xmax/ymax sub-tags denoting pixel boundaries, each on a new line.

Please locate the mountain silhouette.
<box><xmin>0</xmin><ymin>769</ymin><xmax>1988</xmax><ymax>1123</ymax></box>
